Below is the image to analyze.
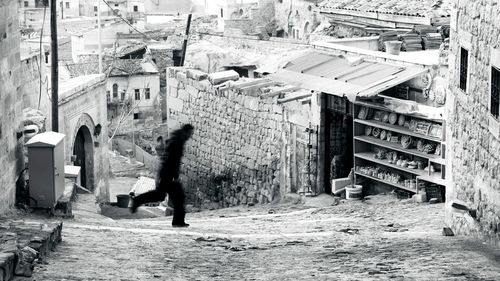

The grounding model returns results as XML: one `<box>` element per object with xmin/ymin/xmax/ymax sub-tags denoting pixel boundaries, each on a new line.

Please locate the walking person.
<box><xmin>129</xmin><ymin>124</ymin><xmax>194</xmax><ymax>227</ymax></box>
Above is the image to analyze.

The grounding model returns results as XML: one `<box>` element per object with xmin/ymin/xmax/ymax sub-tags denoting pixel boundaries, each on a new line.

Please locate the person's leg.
<box><xmin>129</xmin><ymin>181</ymin><xmax>168</xmax><ymax>213</ymax></box>
<box><xmin>170</xmin><ymin>182</ymin><xmax>187</xmax><ymax>226</ymax></box>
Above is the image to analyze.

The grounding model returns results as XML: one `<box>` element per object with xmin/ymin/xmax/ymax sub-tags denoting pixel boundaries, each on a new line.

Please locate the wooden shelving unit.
<box><xmin>353</xmin><ymin>100</ymin><xmax>446</xmax><ymax>194</ymax></box>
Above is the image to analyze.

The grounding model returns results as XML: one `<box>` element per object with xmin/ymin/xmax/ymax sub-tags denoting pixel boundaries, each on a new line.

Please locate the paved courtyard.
<box><xmin>15</xmin><ymin>192</ymin><xmax>500</xmax><ymax>281</ymax></box>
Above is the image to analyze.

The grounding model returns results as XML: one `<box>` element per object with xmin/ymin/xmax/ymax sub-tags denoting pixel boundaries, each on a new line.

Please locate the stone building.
<box><xmin>0</xmin><ymin>0</ymin><xmax>24</xmax><ymax>214</ymax></box>
<box><xmin>106</xmin><ymin>59</ymin><xmax>161</xmax><ymax>126</ymax></box>
<box><xmin>446</xmin><ymin>0</ymin><xmax>500</xmax><ymax>244</ymax></box>
<box><xmin>58</xmin><ymin>74</ymin><xmax>110</xmax><ymax>201</ymax></box>
<box><xmin>274</xmin><ymin>0</ymin><xmax>321</xmax><ymax>39</ymax></box>
<box><xmin>143</xmin><ymin>0</ymin><xmax>191</xmax><ymax>15</ymax></box>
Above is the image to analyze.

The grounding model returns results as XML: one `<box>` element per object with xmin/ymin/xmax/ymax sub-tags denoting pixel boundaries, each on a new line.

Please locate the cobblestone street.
<box><xmin>16</xmin><ymin>194</ymin><xmax>500</xmax><ymax>281</ymax></box>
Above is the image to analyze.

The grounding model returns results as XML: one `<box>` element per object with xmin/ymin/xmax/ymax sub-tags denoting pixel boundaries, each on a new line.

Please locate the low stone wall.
<box><xmin>0</xmin><ymin>220</ymin><xmax>63</xmax><ymax>279</ymax></box>
<box><xmin>166</xmin><ymin>68</ymin><xmax>287</xmax><ymax>209</ymax></box>
<box><xmin>112</xmin><ymin>138</ymin><xmax>159</xmax><ymax>172</ymax></box>
<box><xmin>134</xmin><ymin>144</ymin><xmax>159</xmax><ymax>172</ymax></box>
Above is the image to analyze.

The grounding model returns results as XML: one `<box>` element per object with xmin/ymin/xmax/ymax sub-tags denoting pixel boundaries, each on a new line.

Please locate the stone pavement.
<box><xmin>17</xmin><ymin>194</ymin><xmax>500</xmax><ymax>281</ymax></box>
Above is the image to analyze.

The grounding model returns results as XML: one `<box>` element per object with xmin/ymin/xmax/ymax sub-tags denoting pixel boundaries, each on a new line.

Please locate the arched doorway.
<box><xmin>73</xmin><ymin>125</ymin><xmax>94</xmax><ymax>190</ymax></box>
<box><xmin>304</xmin><ymin>22</ymin><xmax>310</xmax><ymax>37</ymax></box>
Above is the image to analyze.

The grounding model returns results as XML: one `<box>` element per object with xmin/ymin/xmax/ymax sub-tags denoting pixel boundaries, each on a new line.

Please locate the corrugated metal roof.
<box><xmin>271</xmin><ymin>51</ymin><xmax>428</xmax><ymax>101</ymax></box>
<box><xmin>283</xmin><ymin>52</ymin><xmax>405</xmax><ymax>86</ymax></box>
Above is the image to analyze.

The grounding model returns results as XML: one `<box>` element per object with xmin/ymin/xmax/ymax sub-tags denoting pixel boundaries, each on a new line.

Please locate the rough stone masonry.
<box><xmin>166</xmin><ymin>68</ymin><xmax>290</xmax><ymax>209</ymax></box>
<box><xmin>447</xmin><ymin>0</ymin><xmax>500</xmax><ymax>244</ymax></box>
<box><xmin>0</xmin><ymin>0</ymin><xmax>23</xmax><ymax>214</ymax></box>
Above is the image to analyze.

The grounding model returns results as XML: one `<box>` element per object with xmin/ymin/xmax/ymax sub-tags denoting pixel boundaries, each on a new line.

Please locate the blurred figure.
<box><xmin>129</xmin><ymin>124</ymin><xmax>194</xmax><ymax>227</ymax></box>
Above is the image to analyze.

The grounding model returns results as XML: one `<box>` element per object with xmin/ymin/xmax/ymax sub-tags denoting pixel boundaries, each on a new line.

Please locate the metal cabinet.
<box><xmin>26</xmin><ymin>132</ymin><xmax>66</xmax><ymax>209</ymax></box>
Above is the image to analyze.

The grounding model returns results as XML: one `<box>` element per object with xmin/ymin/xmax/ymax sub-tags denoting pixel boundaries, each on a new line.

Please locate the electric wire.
<box><xmin>38</xmin><ymin>4</ymin><xmax>47</xmax><ymax>110</ymax></box>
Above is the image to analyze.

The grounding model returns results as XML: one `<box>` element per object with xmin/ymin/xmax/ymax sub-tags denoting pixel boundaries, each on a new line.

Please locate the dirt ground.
<box><xmin>15</xmin><ymin>192</ymin><xmax>500</xmax><ymax>281</ymax></box>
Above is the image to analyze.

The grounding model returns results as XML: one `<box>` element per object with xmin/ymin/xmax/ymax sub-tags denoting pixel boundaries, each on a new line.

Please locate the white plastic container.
<box><xmin>346</xmin><ymin>185</ymin><xmax>363</xmax><ymax>200</ymax></box>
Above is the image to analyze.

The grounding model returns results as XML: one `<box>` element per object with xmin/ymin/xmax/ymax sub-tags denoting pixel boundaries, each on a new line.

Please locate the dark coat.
<box><xmin>158</xmin><ymin>130</ymin><xmax>189</xmax><ymax>183</ymax></box>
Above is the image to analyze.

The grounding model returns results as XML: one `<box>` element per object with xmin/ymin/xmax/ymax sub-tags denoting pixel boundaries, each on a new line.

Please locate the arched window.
<box><xmin>112</xmin><ymin>83</ymin><xmax>118</xmax><ymax>98</ymax></box>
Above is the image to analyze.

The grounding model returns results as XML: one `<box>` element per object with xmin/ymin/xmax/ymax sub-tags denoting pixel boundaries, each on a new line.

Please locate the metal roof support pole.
<box><xmin>180</xmin><ymin>13</ymin><xmax>192</xmax><ymax>67</ymax></box>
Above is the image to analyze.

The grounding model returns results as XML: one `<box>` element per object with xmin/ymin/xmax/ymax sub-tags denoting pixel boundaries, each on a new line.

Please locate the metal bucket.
<box><xmin>116</xmin><ymin>194</ymin><xmax>130</xmax><ymax>208</ymax></box>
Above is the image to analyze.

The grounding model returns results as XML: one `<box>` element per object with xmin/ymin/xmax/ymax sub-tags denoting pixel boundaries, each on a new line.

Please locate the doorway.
<box><xmin>73</xmin><ymin>126</ymin><xmax>94</xmax><ymax>190</ymax></box>
<box><xmin>324</xmin><ymin>95</ymin><xmax>353</xmax><ymax>194</ymax></box>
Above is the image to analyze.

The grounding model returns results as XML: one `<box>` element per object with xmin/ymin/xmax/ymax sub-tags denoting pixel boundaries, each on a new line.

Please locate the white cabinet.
<box><xmin>26</xmin><ymin>132</ymin><xmax>66</xmax><ymax>208</ymax></box>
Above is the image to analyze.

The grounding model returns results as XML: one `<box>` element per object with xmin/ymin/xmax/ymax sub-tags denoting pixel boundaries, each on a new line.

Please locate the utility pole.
<box><xmin>50</xmin><ymin>0</ymin><xmax>59</xmax><ymax>132</ymax></box>
<box><xmin>98</xmin><ymin>0</ymin><xmax>102</xmax><ymax>73</ymax></box>
<box><xmin>180</xmin><ymin>13</ymin><xmax>192</xmax><ymax>66</ymax></box>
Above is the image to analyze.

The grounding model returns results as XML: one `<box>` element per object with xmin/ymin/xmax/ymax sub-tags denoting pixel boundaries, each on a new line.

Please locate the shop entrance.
<box><xmin>324</xmin><ymin>95</ymin><xmax>354</xmax><ymax>194</ymax></box>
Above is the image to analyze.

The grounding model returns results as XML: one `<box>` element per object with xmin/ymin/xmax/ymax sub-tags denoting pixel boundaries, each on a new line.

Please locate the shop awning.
<box><xmin>269</xmin><ymin>51</ymin><xmax>429</xmax><ymax>102</ymax></box>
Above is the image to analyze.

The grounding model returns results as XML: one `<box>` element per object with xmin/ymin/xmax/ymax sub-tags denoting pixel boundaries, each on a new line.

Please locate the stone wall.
<box><xmin>166</xmin><ymin>67</ymin><xmax>318</xmax><ymax>209</ymax></box>
<box><xmin>0</xmin><ymin>0</ymin><xmax>23</xmax><ymax>214</ymax></box>
<box><xmin>446</xmin><ymin>0</ymin><xmax>500</xmax><ymax>244</ymax></box>
<box><xmin>224</xmin><ymin>19</ymin><xmax>256</xmax><ymax>35</ymax></box>
<box><xmin>19</xmin><ymin>51</ymin><xmax>51</xmax><ymax>114</ymax></box>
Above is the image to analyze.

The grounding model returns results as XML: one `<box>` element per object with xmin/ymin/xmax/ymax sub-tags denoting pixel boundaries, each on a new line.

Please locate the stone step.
<box><xmin>0</xmin><ymin>220</ymin><xmax>63</xmax><ymax>279</ymax></box>
<box><xmin>0</xmin><ymin>252</ymin><xmax>16</xmax><ymax>281</ymax></box>
<box><xmin>54</xmin><ymin>180</ymin><xmax>78</xmax><ymax>218</ymax></box>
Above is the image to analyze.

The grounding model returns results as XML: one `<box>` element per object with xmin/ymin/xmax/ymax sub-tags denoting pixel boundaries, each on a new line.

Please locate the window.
<box><xmin>220</xmin><ymin>8</ymin><xmax>223</xmax><ymax>18</ymax></box>
<box><xmin>492</xmin><ymin>66</ymin><xmax>500</xmax><ymax>119</ymax></box>
<box><xmin>133</xmin><ymin>5</ymin><xmax>138</xmax><ymax>12</ymax></box>
<box><xmin>121</xmin><ymin>91</ymin><xmax>125</xmax><ymax>101</ymax></box>
<box><xmin>114</xmin><ymin>3</ymin><xmax>118</xmax><ymax>7</ymax></box>
<box><xmin>24</xmin><ymin>1</ymin><xmax>29</xmax><ymax>7</ymax></box>
<box><xmin>134</xmin><ymin>89</ymin><xmax>140</xmax><ymax>100</ymax></box>
<box><xmin>65</xmin><ymin>2</ymin><xmax>69</xmax><ymax>8</ymax></box>
<box><xmin>112</xmin><ymin>83</ymin><xmax>118</xmax><ymax>98</ymax></box>
<box><xmin>133</xmin><ymin>113</ymin><xmax>140</xmax><ymax>120</ymax></box>
<box><xmin>106</xmin><ymin>91</ymin><xmax>110</xmax><ymax>103</ymax></box>
<box><xmin>459</xmin><ymin>47</ymin><xmax>468</xmax><ymax>91</ymax></box>
<box><xmin>94</xmin><ymin>6</ymin><xmax>97</xmax><ymax>12</ymax></box>
<box><xmin>145</xmin><ymin>88</ymin><xmax>150</xmax><ymax>99</ymax></box>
